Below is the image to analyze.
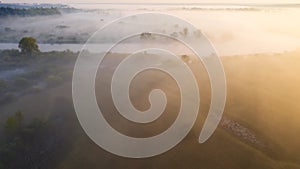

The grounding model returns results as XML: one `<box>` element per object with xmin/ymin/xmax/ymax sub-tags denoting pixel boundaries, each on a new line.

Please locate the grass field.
<box><xmin>0</xmin><ymin>50</ymin><xmax>300</xmax><ymax>169</ymax></box>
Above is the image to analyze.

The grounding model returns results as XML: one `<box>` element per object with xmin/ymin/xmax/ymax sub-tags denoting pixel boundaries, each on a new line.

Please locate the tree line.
<box><xmin>0</xmin><ymin>7</ymin><xmax>61</xmax><ymax>17</ymax></box>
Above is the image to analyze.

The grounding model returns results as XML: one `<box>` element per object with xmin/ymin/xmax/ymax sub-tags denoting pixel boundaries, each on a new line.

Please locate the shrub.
<box><xmin>0</xmin><ymin>49</ymin><xmax>20</xmax><ymax>58</ymax></box>
<box><xmin>4</xmin><ymin>111</ymin><xmax>23</xmax><ymax>137</ymax></box>
<box><xmin>0</xmin><ymin>92</ymin><xmax>15</xmax><ymax>104</ymax></box>
<box><xmin>13</xmin><ymin>77</ymin><xmax>30</xmax><ymax>88</ymax></box>
<box><xmin>29</xmin><ymin>85</ymin><xmax>43</xmax><ymax>93</ymax></box>
<box><xmin>57</xmin><ymin>70</ymin><xmax>73</xmax><ymax>81</ymax></box>
<box><xmin>19</xmin><ymin>70</ymin><xmax>44</xmax><ymax>80</ymax></box>
<box><xmin>0</xmin><ymin>111</ymin><xmax>50</xmax><ymax>168</ymax></box>
<box><xmin>46</xmin><ymin>75</ymin><xmax>63</xmax><ymax>87</ymax></box>
<box><xmin>0</xmin><ymin>80</ymin><xmax>8</xmax><ymax>91</ymax></box>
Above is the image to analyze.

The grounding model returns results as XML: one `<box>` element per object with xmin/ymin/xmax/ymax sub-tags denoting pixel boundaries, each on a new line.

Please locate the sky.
<box><xmin>2</xmin><ymin>0</ymin><xmax>300</xmax><ymax>4</ymax></box>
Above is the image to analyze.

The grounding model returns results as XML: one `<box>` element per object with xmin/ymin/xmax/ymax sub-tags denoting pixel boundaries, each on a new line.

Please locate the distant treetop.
<box><xmin>0</xmin><ymin>7</ymin><xmax>61</xmax><ymax>17</ymax></box>
<box><xmin>18</xmin><ymin>37</ymin><xmax>40</xmax><ymax>55</ymax></box>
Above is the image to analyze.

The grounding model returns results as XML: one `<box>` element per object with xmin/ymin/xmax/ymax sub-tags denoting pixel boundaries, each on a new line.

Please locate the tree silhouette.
<box><xmin>18</xmin><ymin>37</ymin><xmax>40</xmax><ymax>55</ymax></box>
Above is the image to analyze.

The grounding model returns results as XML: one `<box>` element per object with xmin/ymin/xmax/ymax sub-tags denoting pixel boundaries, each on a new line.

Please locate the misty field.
<box><xmin>1</xmin><ymin>3</ymin><xmax>300</xmax><ymax>169</ymax></box>
<box><xmin>0</xmin><ymin>49</ymin><xmax>299</xmax><ymax>169</ymax></box>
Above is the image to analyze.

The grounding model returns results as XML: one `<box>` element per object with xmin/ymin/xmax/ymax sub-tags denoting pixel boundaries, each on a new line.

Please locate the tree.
<box><xmin>183</xmin><ymin>28</ymin><xmax>188</xmax><ymax>36</ymax></box>
<box><xmin>18</xmin><ymin>37</ymin><xmax>40</xmax><ymax>54</ymax></box>
<box><xmin>4</xmin><ymin>111</ymin><xmax>23</xmax><ymax>137</ymax></box>
<box><xmin>0</xmin><ymin>111</ymin><xmax>48</xmax><ymax>168</ymax></box>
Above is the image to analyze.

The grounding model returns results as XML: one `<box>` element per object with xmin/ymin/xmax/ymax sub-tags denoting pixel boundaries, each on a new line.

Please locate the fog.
<box><xmin>0</xmin><ymin>5</ymin><xmax>300</xmax><ymax>56</ymax></box>
<box><xmin>1</xmin><ymin>4</ymin><xmax>300</xmax><ymax>169</ymax></box>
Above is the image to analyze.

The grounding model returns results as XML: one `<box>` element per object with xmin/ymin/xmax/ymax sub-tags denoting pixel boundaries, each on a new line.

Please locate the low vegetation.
<box><xmin>0</xmin><ymin>37</ymin><xmax>77</xmax><ymax>105</ymax></box>
<box><xmin>0</xmin><ymin>106</ymin><xmax>79</xmax><ymax>169</ymax></box>
<box><xmin>1</xmin><ymin>36</ymin><xmax>300</xmax><ymax>169</ymax></box>
<box><xmin>0</xmin><ymin>111</ymin><xmax>47</xmax><ymax>168</ymax></box>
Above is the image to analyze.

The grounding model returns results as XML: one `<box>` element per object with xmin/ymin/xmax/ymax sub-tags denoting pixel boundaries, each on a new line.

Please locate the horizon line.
<box><xmin>1</xmin><ymin>2</ymin><xmax>300</xmax><ymax>5</ymax></box>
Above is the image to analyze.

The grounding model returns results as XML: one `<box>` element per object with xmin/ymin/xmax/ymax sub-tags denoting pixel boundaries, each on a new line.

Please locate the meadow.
<box><xmin>0</xmin><ymin>3</ymin><xmax>300</xmax><ymax>169</ymax></box>
<box><xmin>0</xmin><ymin>49</ymin><xmax>299</xmax><ymax>168</ymax></box>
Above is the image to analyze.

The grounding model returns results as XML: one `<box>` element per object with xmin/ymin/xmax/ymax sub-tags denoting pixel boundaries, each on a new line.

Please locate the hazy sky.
<box><xmin>2</xmin><ymin>0</ymin><xmax>300</xmax><ymax>4</ymax></box>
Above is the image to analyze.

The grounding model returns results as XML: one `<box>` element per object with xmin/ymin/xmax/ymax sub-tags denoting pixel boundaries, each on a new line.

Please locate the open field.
<box><xmin>0</xmin><ymin>50</ymin><xmax>299</xmax><ymax>168</ymax></box>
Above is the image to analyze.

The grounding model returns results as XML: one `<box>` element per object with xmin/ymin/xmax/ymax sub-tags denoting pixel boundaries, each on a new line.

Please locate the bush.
<box><xmin>46</xmin><ymin>75</ymin><xmax>63</xmax><ymax>87</ymax></box>
<box><xmin>29</xmin><ymin>85</ymin><xmax>43</xmax><ymax>93</ymax></box>
<box><xmin>0</xmin><ymin>80</ymin><xmax>8</xmax><ymax>92</ymax></box>
<box><xmin>181</xmin><ymin>55</ymin><xmax>190</xmax><ymax>63</ymax></box>
<box><xmin>0</xmin><ymin>92</ymin><xmax>15</xmax><ymax>104</ymax></box>
<box><xmin>57</xmin><ymin>70</ymin><xmax>73</xmax><ymax>81</ymax></box>
<box><xmin>0</xmin><ymin>49</ymin><xmax>20</xmax><ymax>58</ymax></box>
<box><xmin>13</xmin><ymin>77</ymin><xmax>30</xmax><ymax>88</ymax></box>
<box><xmin>0</xmin><ymin>111</ymin><xmax>50</xmax><ymax>168</ymax></box>
<box><xmin>4</xmin><ymin>111</ymin><xmax>23</xmax><ymax>137</ymax></box>
<box><xmin>19</xmin><ymin>70</ymin><xmax>44</xmax><ymax>80</ymax></box>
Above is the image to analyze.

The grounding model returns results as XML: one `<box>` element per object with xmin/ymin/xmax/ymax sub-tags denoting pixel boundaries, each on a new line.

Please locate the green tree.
<box><xmin>18</xmin><ymin>37</ymin><xmax>40</xmax><ymax>54</ymax></box>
